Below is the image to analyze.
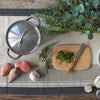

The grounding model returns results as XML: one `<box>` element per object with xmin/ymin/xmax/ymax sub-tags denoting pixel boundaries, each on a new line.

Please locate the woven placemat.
<box><xmin>0</xmin><ymin>16</ymin><xmax>100</xmax><ymax>87</ymax></box>
<box><xmin>0</xmin><ymin>11</ymin><xmax>100</xmax><ymax>94</ymax></box>
<box><xmin>0</xmin><ymin>87</ymin><xmax>97</xmax><ymax>94</ymax></box>
<box><xmin>0</xmin><ymin>9</ymin><xmax>42</xmax><ymax>16</ymax></box>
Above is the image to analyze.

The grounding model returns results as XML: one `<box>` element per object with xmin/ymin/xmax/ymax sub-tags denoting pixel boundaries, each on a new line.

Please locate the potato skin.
<box><xmin>1</xmin><ymin>63</ymin><xmax>13</xmax><ymax>77</ymax></box>
<box><xmin>15</xmin><ymin>60</ymin><xmax>31</xmax><ymax>72</ymax></box>
<box><xmin>8</xmin><ymin>68</ymin><xmax>19</xmax><ymax>83</ymax></box>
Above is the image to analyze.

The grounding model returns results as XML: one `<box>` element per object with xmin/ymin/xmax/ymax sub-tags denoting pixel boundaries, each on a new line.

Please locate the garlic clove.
<box><xmin>94</xmin><ymin>75</ymin><xmax>100</xmax><ymax>88</ymax></box>
<box><xmin>29</xmin><ymin>71</ymin><xmax>40</xmax><ymax>82</ymax></box>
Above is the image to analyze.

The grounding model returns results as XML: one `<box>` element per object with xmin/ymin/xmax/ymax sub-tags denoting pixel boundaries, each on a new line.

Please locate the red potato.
<box><xmin>8</xmin><ymin>68</ymin><xmax>19</xmax><ymax>83</ymax></box>
<box><xmin>1</xmin><ymin>63</ymin><xmax>13</xmax><ymax>77</ymax></box>
<box><xmin>15</xmin><ymin>60</ymin><xmax>31</xmax><ymax>72</ymax></box>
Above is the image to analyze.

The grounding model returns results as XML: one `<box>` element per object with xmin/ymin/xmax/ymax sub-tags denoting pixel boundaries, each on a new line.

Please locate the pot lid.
<box><xmin>6</xmin><ymin>20</ymin><xmax>41</xmax><ymax>55</ymax></box>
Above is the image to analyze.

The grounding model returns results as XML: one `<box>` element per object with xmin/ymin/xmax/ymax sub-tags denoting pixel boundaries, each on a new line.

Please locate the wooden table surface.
<box><xmin>0</xmin><ymin>0</ymin><xmax>57</xmax><ymax>9</ymax></box>
<box><xmin>0</xmin><ymin>94</ymin><xmax>98</xmax><ymax>100</ymax></box>
<box><xmin>0</xmin><ymin>0</ymin><xmax>99</xmax><ymax>99</ymax></box>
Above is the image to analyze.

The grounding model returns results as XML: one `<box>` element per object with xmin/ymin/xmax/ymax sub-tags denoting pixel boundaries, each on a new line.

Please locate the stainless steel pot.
<box><xmin>6</xmin><ymin>16</ymin><xmax>41</xmax><ymax>60</ymax></box>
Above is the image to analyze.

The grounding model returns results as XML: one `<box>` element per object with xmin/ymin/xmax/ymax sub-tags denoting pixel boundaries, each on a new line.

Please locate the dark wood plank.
<box><xmin>61</xmin><ymin>94</ymin><xmax>98</xmax><ymax>100</ymax></box>
<box><xmin>0</xmin><ymin>94</ymin><xmax>98</xmax><ymax>100</ymax></box>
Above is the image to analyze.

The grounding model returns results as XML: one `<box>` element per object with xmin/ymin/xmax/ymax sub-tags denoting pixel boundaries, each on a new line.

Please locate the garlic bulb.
<box><xmin>94</xmin><ymin>75</ymin><xmax>100</xmax><ymax>88</ymax></box>
<box><xmin>29</xmin><ymin>71</ymin><xmax>40</xmax><ymax>82</ymax></box>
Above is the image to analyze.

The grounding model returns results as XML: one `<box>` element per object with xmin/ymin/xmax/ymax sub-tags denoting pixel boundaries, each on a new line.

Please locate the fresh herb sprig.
<box><xmin>56</xmin><ymin>50</ymin><xmax>74</xmax><ymax>65</ymax></box>
<box><xmin>39</xmin><ymin>43</ymin><xmax>55</xmax><ymax>72</ymax></box>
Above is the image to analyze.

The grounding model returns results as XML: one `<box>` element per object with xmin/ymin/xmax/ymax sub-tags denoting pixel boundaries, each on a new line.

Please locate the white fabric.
<box><xmin>0</xmin><ymin>16</ymin><xmax>100</xmax><ymax>87</ymax></box>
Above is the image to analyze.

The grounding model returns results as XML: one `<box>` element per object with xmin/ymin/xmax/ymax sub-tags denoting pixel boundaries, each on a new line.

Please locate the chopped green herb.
<box><xmin>56</xmin><ymin>50</ymin><xmax>74</xmax><ymax>65</ymax></box>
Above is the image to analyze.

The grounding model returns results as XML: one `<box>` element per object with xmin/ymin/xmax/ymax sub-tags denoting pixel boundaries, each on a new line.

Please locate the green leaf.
<box><xmin>79</xmin><ymin>1</ymin><xmax>83</xmax><ymax>4</ymax></box>
<box><xmin>90</xmin><ymin>19</ymin><xmax>94</xmax><ymax>23</ymax></box>
<box><xmin>83</xmin><ymin>19</ymin><xmax>89</xmax><ymax>24</ymax></box>
<box><xmin>75</xmin><ymin>15</ymin><xmax>85</xmax><ymax>23</ymax></box>
<box><xmin>89</xmin><ymin>0</ymin><xmax>92</xmax><ymax>3</ymax></box>
<box><xmin>84</xmin><ymin>9</ymin><xmax>91</xmax><ymax>17</ymax></box>
<box><xmin>72</xmin><ymin>7</ymin><xmax>78</xmax><ymax>18</ymax></box>
<box><xmin>92</xmin><ymin>0</ymin><xmax>99</xmax><ymax>8</ymax></box>
<box><xmin>97</xmin><ymin>12</ymin><xmax>100</xmax><ymax>16</ymax></box>
<box><xmin>85</xmin><ymin>23</ymin><xmax>92</xmax><ymax>30</ymax></box>
<box><xmin>62</xmin><ymin>11</ymin><xmax>71</xmax><ymax>21</ymax></box>
<box><xmin>57</xmin><ymin>4</ymin><xmax>63</xmax><ymax>10</ymax></box>
<box><xmin>90</xmin><ymin>12</ymin><xmax>98</xmax><ymax>19</ymax></box>
<box><xmin>76</xmin><ymin>22</ymin><xmax>82</xmax><ymax>26</ymax></box>
<box><xmin>85</xmin><ymin>2</ymin><xmax>90</xmax><ymax>6</ymax></box>
<box><xmin>75</xmin><ymin>6</ymin><xmax>79</xmax><ymax>12</ymax></box>
<box><xmin>79</xmin><ymin>4</ymin><xmax>84</xmax><ymax>13</ymax></box>
<box><xmin>88</xmin><ymin>33</ymin><xmax>93</xmax><ymax>40</ymax></box>
<box><xmin>61</xmin><ymin>0</ymin><xmax>72</xmax><ymax>5</ymax></box>
<box><xmin>97</xmin><ymin>28</ymin><xmax>100</xmax><ymax>32</ymax></box>
<box><xmin>82</xmin><ymin>31</ymin><xmax>85</xmax><ymax>34</ymax></box>
<box><xmin>70</xmin><ymin>24</ymin><xmax>77</xmax><ymax>31</ymax></box>
<box><xmin>67</xmin><ymin>0</ymin><xmax>72</xmax><ymax>5</ymax></box>
<box><xmin>85</xmin><ymin>30</ymin><xmax>90</xmax><ymax>35</ymax></box>
<box><xmin>94</xmin><ymin>20</ymin><xmax>99</xmax><ymax>25</ymax></box>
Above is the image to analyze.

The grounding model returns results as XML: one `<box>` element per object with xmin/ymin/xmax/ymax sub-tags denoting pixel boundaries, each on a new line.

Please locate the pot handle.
<box><xmin>7</xmin><ymin>48</ymin><xmax>22</xmax><ymax>60</ymax></box>
<box><xmin>26</xmin><ymin>16</ymin><xmax>41</xmax><ymax>30</ymax></box>
<box><xmin>97</xmin><ymin>50</ymin><xmax>100</xmax><ymax>67</ymax></box>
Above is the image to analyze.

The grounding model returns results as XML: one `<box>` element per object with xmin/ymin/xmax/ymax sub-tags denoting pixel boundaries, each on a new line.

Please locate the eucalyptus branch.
<box><xmin>35</xmin><ymin>0</ymin><xmax>100</xmax><ymax>39</ymax></box>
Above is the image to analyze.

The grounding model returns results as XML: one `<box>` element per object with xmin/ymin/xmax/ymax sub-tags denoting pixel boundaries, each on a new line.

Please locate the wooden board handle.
<box><xmin>67</xmin><ymin>58</ymin><xmax>78</xmax><ymax>73</ymax></box>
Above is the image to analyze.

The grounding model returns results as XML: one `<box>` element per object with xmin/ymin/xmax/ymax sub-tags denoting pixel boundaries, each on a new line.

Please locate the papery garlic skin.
<box><xmin>94</xmin><ymin>75</ymin><xmax>100</xmax><ymax>88</ymax></box>
<box><xmin>29</xmin><ymin>71</ymin><xmax>40</xmax><ymax>82</ymax></box>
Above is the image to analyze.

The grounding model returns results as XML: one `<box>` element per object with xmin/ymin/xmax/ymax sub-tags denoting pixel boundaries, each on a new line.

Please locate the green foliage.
<box><xmin>56</xmin><ymin>50</ymin><xmax>74</xmax><ymax>64</ymax></box>
<box><xmin>90</xmin><ymin>12</ymin><xmax>98</xmax><ymax>19</ymax></box>
<box><xmin>35</xmin><ymin>0</ymin><xmax>100</xmax><ymax>39</ymax></box>
<box><xmin>92</xmin><ymin>0</ymin><xmax>99</xmax><ymax>8</ymax></box>
<box><xmin>70</xmin><ymin>24</ymin><xmax>77</xmax><ymax>31</ymax></box>
<box><xmin>62</xmin><ymin>11</ymin><xmax>71</xmax><ymax>20</ymax></box>
<box><xmin>85</xmin><ymin>23</ymin><xmax>92</xmax><ymax>30</ymax></box>
<box><xmin>85</xmin><ymin>2</ymin><xmax>89</xmax><ymax>6</ymax></box>
<box><xmin>79</xmin><ymin>4</ymin><xmax>84</xmax><ymax>13</ymax></box>
<box><xmin>39</xmin><ymin>43</ymin><xmax>55</xmax><ymax>72</ymax></box>
<box><xmin>75</xmin><ymin>15</ymin><xmax>85</xmax><ymax>23</ymax></box>
<box><xmin>97</xmin><ymin>28</ymin><xmax>100</xmax><ymax>32</ymax></box>
<box><xmin>88</xmin><ymin>33</ymin><xmax>93</xmax><ymax>39</ymax></box>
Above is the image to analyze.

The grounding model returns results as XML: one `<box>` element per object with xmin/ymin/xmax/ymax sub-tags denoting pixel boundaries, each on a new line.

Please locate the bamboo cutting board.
<box><xmin>52</xmin><ymin>45</ymin><xmax>92</xmax><ymax>71</ymax></box>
